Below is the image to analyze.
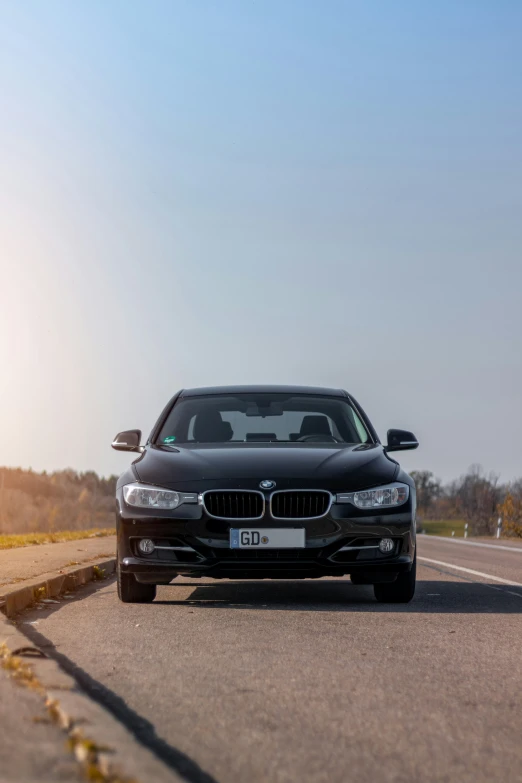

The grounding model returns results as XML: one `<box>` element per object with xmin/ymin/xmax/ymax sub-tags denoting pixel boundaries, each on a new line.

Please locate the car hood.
<box><xmin>133</xmin><ymin>443</ymin><xmax>398</xmax><ymax>492</ymax></box>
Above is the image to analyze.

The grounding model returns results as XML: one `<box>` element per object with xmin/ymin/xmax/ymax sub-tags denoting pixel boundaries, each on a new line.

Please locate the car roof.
<box><xmin>180</xmin><ymin>385</ymin><xmax>347</xmax><ymax>397</ymax></box>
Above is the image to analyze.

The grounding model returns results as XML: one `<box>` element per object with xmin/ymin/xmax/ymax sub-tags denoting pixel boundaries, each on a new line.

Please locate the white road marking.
<box><xmin>418</xmin><ymin>556</ymin><xmax>522</xmax><ymax>590</ymax></box>
<box><xmin>419</xmin><ymin>535</ymin><xmax>522</xmax><ymax>554</ymax></box>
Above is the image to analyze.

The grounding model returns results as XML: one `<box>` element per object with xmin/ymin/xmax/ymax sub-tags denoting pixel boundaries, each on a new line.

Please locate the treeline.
<box><xmin>0</xmin><ymin>468</ymin><xmax>117</xmax><ymax>535</ymax></box>
<box><xmin>412</xmin><ymin>466</ymin><xmax>522</xmax><ymax>537</ymax></box>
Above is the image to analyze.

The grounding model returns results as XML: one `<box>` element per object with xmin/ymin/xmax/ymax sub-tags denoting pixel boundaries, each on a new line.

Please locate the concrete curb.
<box><xmin>0</xmin><ymin>557</ymin><xmax>180</xmax><ymax>782</ymax></box>
<box><xmin>0</xmin><ymin>613</ymin><xmax>180</xmax><ymax>782</ymax></box>
<box><xmin>0</xmin><ymin>558</ymin><xmax>116</xmax><ymax>618</ymax></box>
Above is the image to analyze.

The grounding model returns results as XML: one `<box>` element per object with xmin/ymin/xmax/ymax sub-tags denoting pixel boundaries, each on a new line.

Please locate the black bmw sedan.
<box><xmin>112</xmin><ymin>385</ymin><xmax>418</xmax><ymax>604</ymax></box>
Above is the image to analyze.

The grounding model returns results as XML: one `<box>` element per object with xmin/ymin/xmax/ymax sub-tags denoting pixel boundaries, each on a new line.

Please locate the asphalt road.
<box><xmin>24</xmin><ymin>536</ymin><xmax>522</xmax><ymax>783</ymax></box>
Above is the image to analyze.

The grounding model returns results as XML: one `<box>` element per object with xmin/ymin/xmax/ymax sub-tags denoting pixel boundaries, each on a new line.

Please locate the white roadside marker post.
<box><xmin>497</xmin><ymin>517</ymin><xmax>502</xmax><ymax>540</ymax></box>
<box><xmin>464</xmin><ymin>523</ymin><xmax>468</xmax><ymax>539</ymax></box>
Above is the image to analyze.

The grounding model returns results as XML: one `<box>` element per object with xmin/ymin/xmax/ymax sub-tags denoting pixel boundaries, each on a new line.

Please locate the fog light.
<box><xmin>138</xmin><ymin>538</ymin><xmax>155</xmax><ymax>555</ymax></box>
<box><xmin>379</xmin><ymin>538</ymin><xmax>394</xmax><ymax>554</ymax></box>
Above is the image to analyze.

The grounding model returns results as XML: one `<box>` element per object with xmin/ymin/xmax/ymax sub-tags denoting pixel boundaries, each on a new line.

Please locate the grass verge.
<box><xmin>421</xmin><ymin>519</ymin><xmax>467</xmax><ymax>537</ymax></box>
<box><xmin>0</xmin><ymin>528</ymin><xmax>115</xmax><ymax>550</ymax></box>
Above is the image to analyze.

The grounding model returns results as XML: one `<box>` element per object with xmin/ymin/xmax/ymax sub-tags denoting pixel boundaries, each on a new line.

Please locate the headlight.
<box><xmin>354</xmin><ymin>484</ymin><xmax>409</xmax><ymax>509</ymax></box>
<box><xmin>123</xmin><ymin>483</ymin><xmax>180</xmax><ymax>510</ymax></box>
<box><xmin>337</xmin><ymin>483</ymin><xmax>409</xmax><ymax>509</ymax></box>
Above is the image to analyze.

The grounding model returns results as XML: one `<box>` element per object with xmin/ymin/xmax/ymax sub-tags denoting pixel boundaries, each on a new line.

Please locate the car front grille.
<box><xmin>203</xmin><ymin>491</ymin><xmax>264</xmax><ymax>519</ymax></box>
<box><xmin>271</xmin><ymin>491</ymin><xmax>331</xmax><ymax>519</ymax></box>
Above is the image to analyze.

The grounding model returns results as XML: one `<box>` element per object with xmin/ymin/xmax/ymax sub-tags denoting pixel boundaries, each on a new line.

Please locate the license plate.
<box><xmin>230</xmin><ymin>528</ymin><xmax>305</xmax><ymax>549</ymax></box>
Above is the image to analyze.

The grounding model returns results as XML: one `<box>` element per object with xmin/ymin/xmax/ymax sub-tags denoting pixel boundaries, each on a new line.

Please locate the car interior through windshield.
<box><xmin>157</xmin><ymin>394</ymin><xmax>370</xmax><ymax>445</ymax></box>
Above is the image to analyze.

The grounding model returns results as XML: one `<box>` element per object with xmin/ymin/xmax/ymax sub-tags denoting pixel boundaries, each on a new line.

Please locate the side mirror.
<box><xmin>385</xmin><ymin>429</ymin><xmax>419</xmax><ymax>452</ymax></box>
<box><xmin>111</xmin><ymin>429</ymin><xmax>143</xmax><ymax>452</ymax></box>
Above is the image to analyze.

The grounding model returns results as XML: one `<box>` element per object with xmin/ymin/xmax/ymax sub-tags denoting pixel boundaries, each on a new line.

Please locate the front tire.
<box><xmin>117</xmin><ymin>562</ymin><xmax>156</xmax><ymax>603</ymax></box>
<box><xmin>373</xmin><ymin>553</ymin><xmax>416</xmax><ymax>603</ymax></box>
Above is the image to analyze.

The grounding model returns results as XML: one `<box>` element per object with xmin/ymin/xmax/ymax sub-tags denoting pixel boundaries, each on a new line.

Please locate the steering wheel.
<box><xmin>296</xmin><ymin>434</ymin><xmax>339</xmax><ymax>443</ymax></box>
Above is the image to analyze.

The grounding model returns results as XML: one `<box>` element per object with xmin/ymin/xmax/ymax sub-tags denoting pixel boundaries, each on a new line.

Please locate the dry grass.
<box><xmin>421</xmin><ymin>519</ymin><xmax>467</xmax><ymax>537</ymax></box>
<box><xmin>0</xmin><ymin>528</ymin><xmax>115</xmax><ymax>550</ymax></box>
<box><xmin>0</xmin><ymin>643</ymin><xmax>43</xmax><ymax>692</ymax></box>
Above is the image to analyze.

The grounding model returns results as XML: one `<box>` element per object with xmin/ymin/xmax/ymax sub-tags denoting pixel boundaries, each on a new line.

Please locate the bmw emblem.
<box><xmin>259</xmin><ymin>479</ymin><xmax>276</xmax><ymax>490</ymax></box>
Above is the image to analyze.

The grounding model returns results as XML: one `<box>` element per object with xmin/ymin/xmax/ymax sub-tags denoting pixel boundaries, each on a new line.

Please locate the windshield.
<box><xmin>156</xmin><ymin>394</ymin><xmax>370</xmax><ymax>445</ymax></box>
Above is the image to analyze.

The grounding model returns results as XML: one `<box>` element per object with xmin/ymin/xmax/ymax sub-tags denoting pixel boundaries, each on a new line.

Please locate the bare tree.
<box><xmin>410</xmin><ymin>471</ymin><xmax>441</xmax><ymax>517</ymax></box>
<box><xmin>454</xmin><ymin>465</ymin><xmax>501</xmax><ymax>536</ymax></box>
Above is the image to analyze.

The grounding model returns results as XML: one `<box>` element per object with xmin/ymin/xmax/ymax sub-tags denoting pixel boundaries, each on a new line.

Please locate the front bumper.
<box><xmin>116</xmin><ymin>494</ymin><xmax>415</xmax><ymax>582</ymax></box>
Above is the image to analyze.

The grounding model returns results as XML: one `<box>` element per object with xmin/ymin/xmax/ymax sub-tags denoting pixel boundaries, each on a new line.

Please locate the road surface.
<box><xmin>24</xmin><ymin>535</ymin><xmax>522</xmax><ymax>783</ymax></box>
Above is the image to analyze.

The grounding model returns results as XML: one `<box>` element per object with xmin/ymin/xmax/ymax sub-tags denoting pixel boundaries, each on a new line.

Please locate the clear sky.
<box><xmin>1</xmin><ymin>1</ymin><xmax>521</xmax><ymax>483</ymax></box>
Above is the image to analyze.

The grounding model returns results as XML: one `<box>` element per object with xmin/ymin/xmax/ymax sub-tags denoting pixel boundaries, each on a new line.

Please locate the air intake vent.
<box><xmin>217</xmin><ymin>549</ymin><xmax>314</xmax><ymax>561</ymax></box>
<box><xmin>203</xmin><ymin>491</ymin><xmax>264</xmax><ymax>519</ymax></box>
<box><xmin>271</xmin><ymin>491</ymin><xmax>331</xmax><ymax>519</ymax></box>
